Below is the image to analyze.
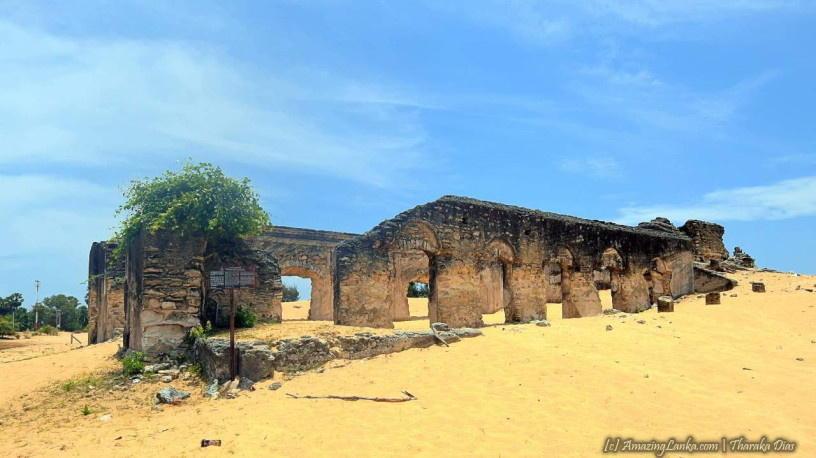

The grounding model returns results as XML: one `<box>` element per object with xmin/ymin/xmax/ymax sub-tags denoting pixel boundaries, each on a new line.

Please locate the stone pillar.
<box><xmin>561</xmin><ymin>268</ymin><xmax>603</xmax><ymax>318</ymax></box>
<box><xmin>308</xmin><ymin>274</ymin><xmax>334</xmax><ymax>320</ymax></box>
<box><xmin>509</xmin><ymin>264</ymin><xmax>547</xmax><ymax>322</ymax></box>
<box><xmin>334</xmin><ymin>253</ymin><xmax>392</xmax><ymax>328</ymax></box>
<box><xmin>435</xmin><ymin>255</ymin><xmax>483</xmax><ymax>327</ymax></box>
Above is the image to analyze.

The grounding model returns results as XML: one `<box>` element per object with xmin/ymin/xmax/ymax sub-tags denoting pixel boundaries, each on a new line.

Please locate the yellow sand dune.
<box><xmin>1</xmin><ymin>271</ymin><xmax>814</xmax><ymax>457</ymax></box>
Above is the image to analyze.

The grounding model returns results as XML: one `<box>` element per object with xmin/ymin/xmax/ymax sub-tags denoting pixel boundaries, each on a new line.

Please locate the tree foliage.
<box><xmin>407</xmin><ymin>282</ymin><xmax>429</xmax><ymax>298</ymax></box>
<box><xmin>0</xmin><ymin>292</ymin><xmax>24</xmax><ymax>315</ymax></box>
<box><xmin>115</xmin><ymin>161</ymin><xmax>271</xmax><ymax>256</ymax></box>
<box><xmin>282</xmin><ymin>284</ymin><xmax>300</xmax><ymax>302</ymax></box>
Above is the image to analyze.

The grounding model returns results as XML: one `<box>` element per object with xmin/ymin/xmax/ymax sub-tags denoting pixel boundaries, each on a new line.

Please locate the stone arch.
<box><xmin>388</xmin><ymin>219</ymin><xmax>440</xmax><ymax>322</ymax></box>
<box><xmin>280</xmin><ymin>264</ymin><xmax>332</xmax><ymax>321</ymax></box>
<box><xmin>391</xmin><ymin>219</ymin><xmax>441</xmax><ymax>255</ymax></box>
<box><xmin>480</xmin><ymin>238</ymin><xmax>517</xmax><ymax>318</ymax></box>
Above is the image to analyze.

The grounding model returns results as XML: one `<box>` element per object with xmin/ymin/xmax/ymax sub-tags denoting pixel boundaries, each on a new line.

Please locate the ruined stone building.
<box><xmin>89</xmin><ymin>195</ymin><xmax>739</xmax><ymax>354</ymax></box>
<box><xmin>87</xmin><ymin>241</ymin><xmax>125</xmax><ymax>344</ymax></box>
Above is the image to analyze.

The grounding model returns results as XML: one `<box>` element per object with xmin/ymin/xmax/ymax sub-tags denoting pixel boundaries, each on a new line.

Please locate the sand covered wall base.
<box><xmin>195</xmin><ymin>327</ymin><xmax>483</xmax><ymax>380</ymax></box>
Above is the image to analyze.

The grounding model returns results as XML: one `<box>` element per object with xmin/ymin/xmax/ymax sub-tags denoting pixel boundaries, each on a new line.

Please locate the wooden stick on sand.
<box><xmin>285</xmin><ymin>391</ymin><xmax>417</xmax><ymax>403</ymax></box>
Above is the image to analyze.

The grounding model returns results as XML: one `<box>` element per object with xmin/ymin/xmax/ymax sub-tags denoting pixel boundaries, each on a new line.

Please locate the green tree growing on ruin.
<box><xmin>114</xmin><ymin>160</ymin><xmax>271</xmax><ymax>256</ymax></box>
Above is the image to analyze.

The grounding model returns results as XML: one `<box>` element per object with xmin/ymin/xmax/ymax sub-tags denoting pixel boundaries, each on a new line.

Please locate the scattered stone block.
<box><xmin>657</xmin><ymin>296</ymin><xmax>674</xmax><ymax>313</ymax></box>
<box><xmin>705</xmin><ymin>292</ymin><xmax>721</xmax><ymax>305</ymax></box>
<box><xmin>268</xmin><ymin>382</ymin><xmax>282</xmax><ymax>391</ymax></box>
<box><xmin>751</xmin><ymin>282</ymin><xmax>766</xmax><ymax>293</ymax></box>
<box><xmin>156</xmin><ymin>387</ymin><xmax>190</xmax><ymax>404</ymax></box>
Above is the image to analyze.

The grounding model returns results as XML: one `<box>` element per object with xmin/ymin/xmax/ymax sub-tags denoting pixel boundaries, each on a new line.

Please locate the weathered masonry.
<box><xmin>334</xmin><ymin>196</ymin><xmax>695</xmax><ymax>329</ymax></box>
<box><xmin>87</xmin><ymin>241</ymin><xmax>126</xmax><ymax>344</ymax></box>
<box><xmin>93</xmin><ymin>226</ymin><xmax>356</xmax><ymax>349</ymax></box>
<box><xmin>94</xmin><ymin>196</ymin><xmax>712</xmax><ymax>354</ymax></box>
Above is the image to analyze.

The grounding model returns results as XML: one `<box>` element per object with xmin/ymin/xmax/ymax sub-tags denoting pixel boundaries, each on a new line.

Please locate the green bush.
<box><xmin>82</xmin><ymin>405</ymin><xmax>92</xmax><ymax>416</ymax></box>
<box><xmin>184</xmin><ymin>322</ymin><xmax>212</xmax><ymax>346</ymax></box>
<box><xmin>235</xmin><ymin>303</ymin><xmax>257</xmax><ymax>328</ymax></box>
<box><xmin>38</xmin><ymin>325</ymin><xmax>59</xmax><ymax>336</ymax></box>
<box><xmin>0</xmin><ymin>317</ymin><xmax>15</xmax><ymax>337</ymax></box>
<box><xmin>122</xmin><ymin>351</ymin><xmax>145</xmax><ymax>376</ymax></box>
<box><xmin>282</xmin><ymin>284</ymin><xmax>300</xmax><ymax>302</ymax></box>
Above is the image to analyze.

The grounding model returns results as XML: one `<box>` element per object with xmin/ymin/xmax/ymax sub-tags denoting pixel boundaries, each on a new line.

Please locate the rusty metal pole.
<box><xmin>229</xmin><ymin>287</ymin><xmax>236</xmax><ymax>381</ymax></box>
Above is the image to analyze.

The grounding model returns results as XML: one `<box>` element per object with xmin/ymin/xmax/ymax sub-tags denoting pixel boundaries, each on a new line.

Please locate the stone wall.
<box><xmin>679</xmin><ymin>220</ymin><xmax>729</xmax><ymax>262</ymax></box>
<box><xmin>334</xmin><ymin>196</ymin><xmax>695</xmax><ymax>329</ymax></box>
<box><xmin>124</xmin><ymin>229</ymin><xmax>204</xmax><ymax>355</ymax></box>
<box><xmin>87</xmin><ymin>241</ymin><xmax>126</xmax><ymax>344</ymax></box>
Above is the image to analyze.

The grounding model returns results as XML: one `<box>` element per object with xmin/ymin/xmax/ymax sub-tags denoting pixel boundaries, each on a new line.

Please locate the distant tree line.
<box><xmin>0</xmin><ymin>292</ymin><xmax>88</xmax><ymax>334</ymax></box>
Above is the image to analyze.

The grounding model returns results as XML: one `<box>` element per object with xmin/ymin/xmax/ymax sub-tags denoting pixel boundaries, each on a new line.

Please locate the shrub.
<box><xmin>38</xmin><ymin>325</ymin><xmax>59</xmax><ymax>336</ymax></box>
<box><xmin>188</xmin><ymin>363</ymin><xmax>203</xmax><ymax>378</ymax></box>
<box><xmin>82</xmin><ymin>405</ymin><xmax>92</xmax><ymax>416</ymax></box>
<box><xmin>184</xmin><ymin>322</ymin><xmax>212</xmax><ymax>346</ymax></box>
<box><xmin>0</xmin><ymin>317</ymin><xmax>17</xmax><ymax>337</ymax></box>
<box><xmin>235</xmin><ymin>303</ymin><xmax>257</xmax><ymax>328</ymax></box>
<box><xmin>122</xmin><ymin>351</ymin><xmax>145</xmax><ymax>376</ymax></box>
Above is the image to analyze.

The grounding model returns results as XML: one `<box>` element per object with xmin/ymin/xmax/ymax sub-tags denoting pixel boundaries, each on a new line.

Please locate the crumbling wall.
<box><xmin>335</xmin><ymin>196</ymin><xmax>695</xmax><ymax>328</ymax></box>
<box><xmin>679</xmin><ymin>220</ymin><xmax>729</xmax><ymax>262</ymax></box>
<box><xmin>125</xmin><ymin>229</ymin><xmax>204</xmax><ymax>355</ymax></box>
<box><xmin>203</xmin><ymin>237</ymin><xmax>283</xmax><ymax>326</ymax></box>
<box><xmin>247</xmin><ymin>226</ymin><xmax>356</xmax><ymax>321</ymax></box>
<box><xmin>87</xmin><ymin>241</ymin><xmax>126</xmax><ymax>344</ymax></box>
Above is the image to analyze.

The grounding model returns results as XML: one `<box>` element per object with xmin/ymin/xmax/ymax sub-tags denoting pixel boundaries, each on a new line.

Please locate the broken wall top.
<box><xmin>337</xmin><ymin>195</ymin><xmax>693</xmax><ymax>265</ymax></box>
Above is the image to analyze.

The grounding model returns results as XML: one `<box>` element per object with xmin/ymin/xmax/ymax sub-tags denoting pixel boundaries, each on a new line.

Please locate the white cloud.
<box><xmin>616</xmin><ymin>175</ymin><xmax>816</xmax><ymax>224</ymax></box>
<box><xmin>0</xmin><ymin>21</ymin><xmax>431</xmax><ymax>188</ymax></box>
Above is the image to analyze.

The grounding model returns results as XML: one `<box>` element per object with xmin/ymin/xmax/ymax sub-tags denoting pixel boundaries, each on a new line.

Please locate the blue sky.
<box><xmin>2</xmin><ymin>0</ymin><xmax>815</xmax><ymax>305</ymax></box>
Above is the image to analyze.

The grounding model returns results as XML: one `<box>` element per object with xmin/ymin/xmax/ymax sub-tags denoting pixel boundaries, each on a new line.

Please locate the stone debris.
<box><xmin>796</xmin><ymin>358</ymin><xmax>804</xmax><ymax>362</ymax></box>
<box><xmin>161</xmin><ymin>376</ymin><xmax>172</xmax><ymax>383</ymax></box>
<box><xmin>751</xmin><ymin>282</ymin><xmax>766</xmax><ymax>293</ymax></box>
<box><xmin>237</xmin><ymin>378</ymin><xmax>256</xmax><ymax>391</ymax></box>
<box><xmin>99</xmin><ymin>414</ymin><xmax>112</xmax><ymax>422</ymax></box>
<box><xmin>603</xmin><ymin>309</ymin><xmax>621</xmax><ymax>315</ymax></box>
<box><xmin>636</xmin><ymin>320</ymin><xmax>646</xmax><ymax>325</ymax></box>
<box><xmin>156</xmin><ymin>387</ymin><xmax>191</xmax><ymax>404</ymax></box>
<box><xmin>144</xmin><ymin>363</ymin><xmax>171</xmax><ymax>373</ymax></box>
<box><xmin>606</xmin><ymin>325</ymin><xmax>613</xmax><ymax>331</ymax></box>
<box><xmin>657</xmin><ymin>296</ymin><xmax>674</xmax><ymax>313</ymax></box>
<box><xmin>268</xmin><ymin>382</ymin><xmax>282</xmax><ymax>391</ymax></box>
<box><xmin>204</xmin><ymin>379</ymin><xmax>219</xmax><ymax>400</ymax></box>
<box><xmin>705</xmin><ymin>292</ymin><xmax>721</xmax><ymax>305</ymax></box>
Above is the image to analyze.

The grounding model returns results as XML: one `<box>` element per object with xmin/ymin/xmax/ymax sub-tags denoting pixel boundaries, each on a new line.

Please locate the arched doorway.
<box><xmin>388</xmin><ymin>220</ymin><xmax>440</xmax><ymax>324</ymax></box>
<box><xmin>280</xmin><ymin>265</ymin><xmax>330</xmax><ymax>321</ymax></box>
<box><xmin>480</xmin><ymin>238</ymin><xmax>516</xmax><ymax>324</ymax></box>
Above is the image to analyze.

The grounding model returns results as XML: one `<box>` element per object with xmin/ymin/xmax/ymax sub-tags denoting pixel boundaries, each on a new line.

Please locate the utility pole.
<box><xmin>34</xmin><ymin>280</ymin><xmax>40</xmax><ymax>331</ymax></box>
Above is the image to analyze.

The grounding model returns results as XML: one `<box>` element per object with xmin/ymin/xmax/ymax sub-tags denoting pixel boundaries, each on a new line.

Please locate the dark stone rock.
<box><xmin>268</xmin><ymin>382</ymin><xmax>282</xmax><ymax>391</ymax></box>
<box><xmin>156</xmin><ymin>387</ymin><xmax>190</xmax><ymax>404</ymax></box>
<box><xmin>237</xmin><ymin>341</ymin><xmax>275</xmax><ymax>381</ymax></box>
<box><xmin>657</xmin><ymin>296</ymin><xmax>674</xmax><ymax>313</ymax></box>
<box><xmin>638</xmin><ymin>217</ymin><xmax>679</xmax><ymax>234</ymax></box>
<box><xmin>195</xmin><ymin>338</ymin><xmax>275</xmax><ymax>381</ymax></box>
<box><xmin>706</xmin><ymin>292</ymin><xmax>721</xmax><ymax>305</ymax></box>
<box><xmin>237</xmin><ymin>378</ymin><xmax>255</xmax><ymax>391</ymax></box>
<box><xmin>751</xmin><ymin>282</ymin><xmax>766</xmax><ymax>293</ymax></box>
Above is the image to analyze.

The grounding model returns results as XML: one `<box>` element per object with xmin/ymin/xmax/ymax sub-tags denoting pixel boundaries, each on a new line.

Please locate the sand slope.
<box><xmin>1</xmin><ymin>271</ymin><xmax>814</xmax><ymax>457</ymax></box>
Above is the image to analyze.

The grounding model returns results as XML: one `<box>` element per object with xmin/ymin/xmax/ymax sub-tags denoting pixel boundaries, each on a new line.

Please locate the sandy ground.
<box><xmin>1</xmin><ymin>271</ymin><xmax>814</xmax><ymax>457</ymax></box>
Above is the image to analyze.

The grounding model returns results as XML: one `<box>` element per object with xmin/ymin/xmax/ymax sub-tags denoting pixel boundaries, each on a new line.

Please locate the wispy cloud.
<box><xmin>0</xmin><ymin>21</ymin><xmax>431</xmax><ymax>188</ymax></box>
<box><xmin>581</xmin><ymin>0</ymin><xmax>813</xmax><ymax>27</ymax></box>
<box><xmin>558</xmin><ymin>156</ymin><xmax>623</xmax><ymax>180</ymax></box>
<box><xmin>616</xmin><ymin>175</ymin><xmax>816</xmax><ymax>224</ymax></box>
